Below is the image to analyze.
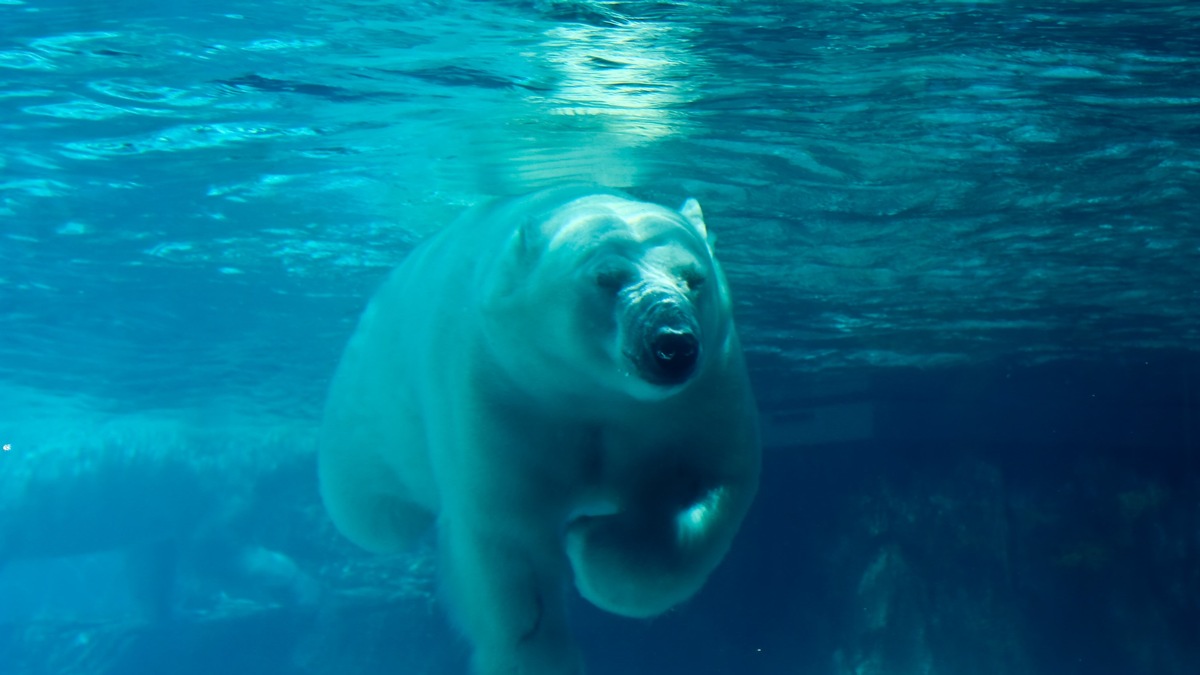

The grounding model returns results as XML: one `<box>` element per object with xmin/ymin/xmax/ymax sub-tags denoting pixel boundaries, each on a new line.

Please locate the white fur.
<box><xmin>319</xmin><ymin>186</ymin><xmax>760</xmax><ymax>675</ymax></box>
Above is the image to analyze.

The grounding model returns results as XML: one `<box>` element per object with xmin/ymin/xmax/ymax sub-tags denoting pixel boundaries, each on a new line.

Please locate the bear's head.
<box><xmin>483</xmin><ymin>190</ymin><xmax>733</xmax><ymax>406</ymax></box>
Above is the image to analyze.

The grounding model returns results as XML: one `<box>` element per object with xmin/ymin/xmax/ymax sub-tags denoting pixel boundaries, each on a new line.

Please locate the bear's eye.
<box><xmin>593</xmin><ymin>263</ymin><xmax>633</xmax><ymax>293</ymax></box>
<box><xmin>681</xmin><ymin>267</ymin><xmax>707</xmax><ymax>292</ymax></box>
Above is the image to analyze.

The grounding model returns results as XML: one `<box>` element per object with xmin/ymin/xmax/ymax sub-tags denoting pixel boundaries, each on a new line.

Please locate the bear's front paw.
<box><xmin>675</xmin><ymin>486</ymin><xmax>728</xmax><ymax>546</ymax></box>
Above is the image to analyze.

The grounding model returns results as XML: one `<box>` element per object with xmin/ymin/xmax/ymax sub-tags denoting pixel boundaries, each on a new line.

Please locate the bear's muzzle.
<box><xmin>621</xmin><ymin>287</ymin><xmax>702</xmax><ymax>387</ymax></box>
<box><xmin>648</xmin><ymin>326</ymin><xmax>699</xmax><ymax>383</ymax></box>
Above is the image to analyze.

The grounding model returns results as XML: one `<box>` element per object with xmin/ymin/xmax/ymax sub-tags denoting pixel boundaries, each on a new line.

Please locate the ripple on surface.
<box><xmin>87</xmin><ymin>79</ymin><xmax>215</xmax><ymax>108</ymax></box>
<box><xmin>0</xmin><ymin>50</ymin><xmax>54</xmax><ymax>70</ymax></box>
<box><xmin>23</xmin><ymin>99</ymin><xmax>146</xmax><ymax>121</ymax></box>
<box><xmin>58</xmin><ymin>122</ymin><xmax>320</xmax><ymax>159</ymax></box>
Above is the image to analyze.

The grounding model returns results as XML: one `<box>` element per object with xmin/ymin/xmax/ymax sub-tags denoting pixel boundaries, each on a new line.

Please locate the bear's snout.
<box><xmin>622</xmin><ymin>288</ymin><xmax>702</xmax><ymax>387</ymax></box>
<box><xmin>649</xmin><ymin>327</ymin><xmax>699</xmax><ymax>383</ymax></box>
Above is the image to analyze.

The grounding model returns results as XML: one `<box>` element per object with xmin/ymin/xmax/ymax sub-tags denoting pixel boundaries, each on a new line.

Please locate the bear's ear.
<box><xmin>511</xmin><ymin>216</ymin><xmax>543</xmax><ymax>263</ymax></box>
<box><xmin>513</xmin><ymin>217</ymin><xmax>531</xmax><ymax>259</ymax></box>
<box><xmin>679</xmin><ymin>198</ymin><xmax>708</xmax><ymax>241</ymax></box>
<box><xmin>488</xmin><ymin>218</ymin><xmax>542</xmax><ymax>303</ymax></box>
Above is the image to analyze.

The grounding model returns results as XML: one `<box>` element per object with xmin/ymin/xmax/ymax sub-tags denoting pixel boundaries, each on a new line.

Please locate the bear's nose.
<box><xmin>650</xmin><ymin>328</ymin><xmax>699</xmax><ymax>382</ymax></box>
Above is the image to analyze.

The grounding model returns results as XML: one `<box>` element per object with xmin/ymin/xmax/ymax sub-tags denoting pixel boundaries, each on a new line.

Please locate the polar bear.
<box><xmin>319</xmin><ymin>185</ymin><xmax>760</xmax><ymax>675</ymax></box>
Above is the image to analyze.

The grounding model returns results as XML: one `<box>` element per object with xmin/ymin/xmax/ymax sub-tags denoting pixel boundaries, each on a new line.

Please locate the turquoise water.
<box><xmin>2</xmin><ymin>1</ymin><xmax>1199</xmax><ymax>674</ymax></box>
<box><xmin>5</xmin><ymin>0</ymin><xmax>1198</xmax><ymax>411</ymax></box>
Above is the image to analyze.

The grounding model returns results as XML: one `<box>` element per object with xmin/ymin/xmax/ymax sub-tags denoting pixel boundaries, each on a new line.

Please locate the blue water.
<box><xmin>2</xmin><ymin>1</ymin><xmax>1198</xmax><ymax>674</ymax></box>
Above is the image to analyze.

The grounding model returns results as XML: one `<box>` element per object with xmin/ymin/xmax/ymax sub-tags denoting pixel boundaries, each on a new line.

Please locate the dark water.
<box><xmin>1</xmin><ymin>1</ymin><xmax>1198</xmax><ymax>674</ymax></box>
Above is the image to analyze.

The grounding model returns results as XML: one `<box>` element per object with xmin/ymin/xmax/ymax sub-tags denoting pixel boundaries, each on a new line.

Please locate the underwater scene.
<box><xmin>2</xmin><ymin>1</ymin><xmax>1198</xmax><ymax>674</ymax></box>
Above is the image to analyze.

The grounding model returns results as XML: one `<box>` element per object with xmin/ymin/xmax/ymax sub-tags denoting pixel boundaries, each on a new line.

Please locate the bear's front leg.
<box><xmin>565</xmin><ymin>479</ymin><xmax>754</xmax><ymax>619</ymax></box>
<box><xmin>438</xmin><ymin>519</ymin><xmax>583</xmax><ymax>675</ymax></box>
